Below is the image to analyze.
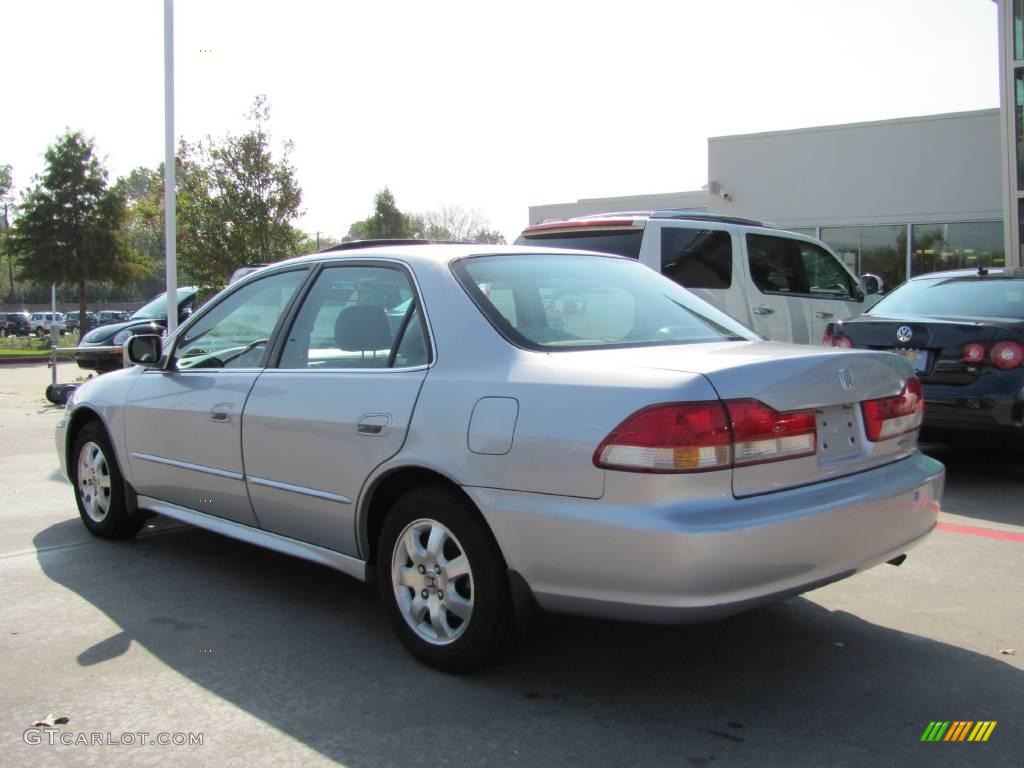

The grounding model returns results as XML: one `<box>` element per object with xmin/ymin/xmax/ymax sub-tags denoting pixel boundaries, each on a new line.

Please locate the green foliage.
<box><xmin>345</xmin><ymin>188</ymin><xmax>421</xmax><ymax>241</ymax></box>
<box><xmin>0</xmin><ymin>163</ymin><xmax>14</xmax><ymax>299</ymax></box>
<box><xmin>345</xmin><ymin>195</ymin><xmax>506</xmax><ymax>245</ymax></box>
<box><xmin>9</xmin><ymin>131</ymin><xmax>152</xmax><ymax>325</ymax></box>
<box><xmin>177</xmin><ymin>95</ymin><xmax>304</xmax><ymax>291</ymax></box>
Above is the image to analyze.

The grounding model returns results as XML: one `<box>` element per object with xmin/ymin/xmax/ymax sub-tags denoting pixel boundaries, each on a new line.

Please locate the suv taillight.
<box><xmin>861</xmin><ymin>378</ymin><xmax>923</xmax><ymax>442</ymax></box>
<box><xmin>594</xmin><ymin>400</ymin><xmax>816</xmax><ymax>473</ymax></box>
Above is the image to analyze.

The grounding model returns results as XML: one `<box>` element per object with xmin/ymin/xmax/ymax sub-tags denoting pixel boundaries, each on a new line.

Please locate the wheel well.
<box><xmin>65</xmin><ymin>407</ymin><xmax>104</xmax><ymax>470</ymax></box>
<box><xmin>363</xmin><ymin>467</ymin><xmax>479</xmax><ymax>566</ymax></box>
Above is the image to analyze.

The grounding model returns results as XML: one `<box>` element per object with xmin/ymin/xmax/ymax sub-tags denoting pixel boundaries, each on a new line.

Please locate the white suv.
<box><xmin>29</xmin><ymin>312</ymin><xmax>66</xmax><ymax>337</ymax></box>
<box><xmin>517</xmin><ymin>212</ymin><xmax>883</xmax><ymax>345</ymax></box>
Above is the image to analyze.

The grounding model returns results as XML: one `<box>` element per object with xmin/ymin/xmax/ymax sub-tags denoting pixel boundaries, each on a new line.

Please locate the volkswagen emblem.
<box><xmin>837</xmin><ymin>368</ymin><xmax>854</xmax><ymax>391</ymax></box>
<box><xmin>896</xmin><ymin>326</ymin><xmax>913</xmax><ymax>343</ymax></box>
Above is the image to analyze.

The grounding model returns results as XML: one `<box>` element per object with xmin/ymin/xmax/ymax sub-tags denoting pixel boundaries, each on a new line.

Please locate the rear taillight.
<box><xmin>821</xmin><ymin>330</ymin><xmax>833</xmax><ymax>346</ymax></box>
<box><xmin>861</xmin><ymin>378</ymin><xmax>924</xmax><ymax>442</ymax></box>
<box><xmin>962</xmin><ymin>343</ymin><xmax>986</xmax><ymax>363</ymax></box>
<box><xmin>835</xmin><ymin>336</ymin><xmax>854</xmax><ymax>349</ymax></box>
<box><xmin>991</xmin><ymin>341</ymin><xmax>1024</xmax><ymax>370</ymax></box>
<box><xmin>594</xmin><ymin>400</ymin><xmax>816</xmax><ymax>473</ymax></box>
<box><xmin>727</xmin><ymin>400</ymin><xmax>817</xmax><ymax>465</ymax></box>
<box><xmin>593</xmin><ymin>402</ymin><xmax>731</xmax><ymax>472</ymax></box>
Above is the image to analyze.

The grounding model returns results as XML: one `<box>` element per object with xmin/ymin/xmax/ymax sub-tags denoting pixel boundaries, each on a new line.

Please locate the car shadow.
<box><xmin>34</xmin><ymin>519</ymin><xmax>1021</xmax><ymax>767</ymax></box>
<box><xmin>922</xmin><ymin>442</ymin><xmax>1024</xmax><ymax>527</ymax></box>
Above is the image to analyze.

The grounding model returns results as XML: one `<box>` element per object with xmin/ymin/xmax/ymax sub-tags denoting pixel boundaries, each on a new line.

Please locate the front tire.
<box><xmin>72</xmin><ymin>422</ymin><xmax>144</xmax><ymax>539</ymax></box>
<box><xmin>377</xmin><ymin>485</ymin><xmax>512</xmax><ymax>672</ymax></box>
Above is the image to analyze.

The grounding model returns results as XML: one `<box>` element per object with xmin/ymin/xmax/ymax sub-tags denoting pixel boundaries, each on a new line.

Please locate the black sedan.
<box><xmin>824</xmin><ymin>267</ymin><xmax>1024</xmax><ymax>443</ymax></box>
<box><xmin>76</xmin><ymin>288</ymin><xmax>197</xmax><ymax>373</ymax></box>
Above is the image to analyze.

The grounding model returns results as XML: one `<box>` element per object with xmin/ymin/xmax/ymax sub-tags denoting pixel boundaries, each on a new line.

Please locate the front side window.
<box><xmin>660</xmin><ymin>228</ymin><xmax>732</xmax><ymax>289</ymax></box>
<box><xmin>747</xmin><ymin>234</ymin><xmax>857</xmax><ymax>299</ymax></box>
<box><xmin>453</xmin><ymin>253</ymin><xmax>755</xmax><ymax>352</ymax></box>
<box><xmin>173</xmin><ymin>270</ymin><xmax>306</xmax><ymax>370</ymax></box>
<box><xmin>279</xmin><ymin>265</ymin><xmax>428</xmax><ymax>369</ymax></box>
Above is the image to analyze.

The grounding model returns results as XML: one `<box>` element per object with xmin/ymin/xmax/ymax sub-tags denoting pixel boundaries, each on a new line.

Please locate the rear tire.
<box><xmin>377</xmin><ymin>485</ymin><xmax>512</xmax><ymax>672</ymax></box>
<box><xmin>71</xmin><ymin>422</ymin><xmax>144</xmax><ymax>539</ymax></box>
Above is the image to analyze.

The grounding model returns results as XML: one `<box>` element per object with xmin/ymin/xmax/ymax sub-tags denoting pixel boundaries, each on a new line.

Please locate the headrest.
<box><xmin>335</xmin><ymin>304</ymin><xmax>393</xmax><ymax>352</ymax></box>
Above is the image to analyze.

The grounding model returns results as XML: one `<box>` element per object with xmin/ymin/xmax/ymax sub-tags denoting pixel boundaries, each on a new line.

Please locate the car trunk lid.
<box><xmin>559</xmin><ymin>341</ymin><xmax>920</xmax><ymax>497</ymax></box>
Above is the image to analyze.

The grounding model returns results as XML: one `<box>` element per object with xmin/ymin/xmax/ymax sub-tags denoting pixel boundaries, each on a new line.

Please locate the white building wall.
<box><xmin>529</xmin><ymin>190</ymin><xmax>711</xmax><ymax>226</ymax></box>
<box><xmin>707</xmin><ymin>110</ymin><xmax>1002</xmax><ymax>229</ymax></box>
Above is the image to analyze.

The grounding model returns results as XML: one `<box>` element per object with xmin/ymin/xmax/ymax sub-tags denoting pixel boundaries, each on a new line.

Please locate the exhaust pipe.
<box><xmin>886</xmin><ymin>554</ymin><xmax>907</xmax><ymax>567</ymax></box>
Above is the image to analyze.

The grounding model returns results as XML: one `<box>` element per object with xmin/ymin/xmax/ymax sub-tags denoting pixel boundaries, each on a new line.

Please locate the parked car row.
<box><xmin>57</xmin><ymin>242</ymin><xmax>944</xmax><ymax>671</ymax></box>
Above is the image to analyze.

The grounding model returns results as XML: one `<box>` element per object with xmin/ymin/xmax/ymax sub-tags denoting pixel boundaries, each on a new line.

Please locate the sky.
<box><xmin>1</xmin><ymin>0</ymin><xmax>1001</xmax><ymax>244</ymax></box>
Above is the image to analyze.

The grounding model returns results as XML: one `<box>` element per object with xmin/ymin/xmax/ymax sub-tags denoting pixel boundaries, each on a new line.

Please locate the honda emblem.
<box><xmin>838</xmin><ymin>369</ymin><xmax>854</xmax><ymax>391</ymax></box>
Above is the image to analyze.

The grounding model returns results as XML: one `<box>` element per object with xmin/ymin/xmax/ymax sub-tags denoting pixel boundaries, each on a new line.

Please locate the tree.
<box><xmin>178</xmin><ymin>95</ymin><xmax>304</xmax><ymax>291</ymax></box>
<box><xmin>345</xmin><ymin>188</ymin><xmax>420</xmax><ymax>241</ymax></box>
<box><xmin>10</xmin><ymin>132</ymin><xmax>151</xmax><ymax>329</ymax></box>
<box><xmin>344</xmin><ymin>195</ymin><xmax>507</xmax><ymax>244</ymax></box>
<box><xmin>420</xmin><ymin>205</ymin><xmax>504</xmax><ymax>243</ymax></box>
<box><xmin>0</xmin><ymin>164</ymin><xmax>14</xmax><ymax>299</ymax></box>
<box><xmin>121</xmin><ymin>165</ymin><xmax>169</xmax><ymax>299</ymax></box>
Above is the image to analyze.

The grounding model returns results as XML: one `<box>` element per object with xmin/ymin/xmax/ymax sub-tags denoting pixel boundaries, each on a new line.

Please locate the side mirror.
<box><xmin>860</xmin><ymin>273</ymin><xmax>884</xmax><ymax>296</ymax></box>
<box><xmin>125</xmin><ymin>334</ymin><xmax>164</xmax><ymax>368</ymax></box>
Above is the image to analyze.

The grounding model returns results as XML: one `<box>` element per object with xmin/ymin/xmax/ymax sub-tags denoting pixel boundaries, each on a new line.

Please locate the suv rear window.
<box><xmin>453</xmin><ymin>253</ymin><xmax>755</xmax><ymax>352</ymax></box>
<box><xmin>514</xmin><ymin>229</ymin><xmax>643</xmax><ymax>259</ymax></box>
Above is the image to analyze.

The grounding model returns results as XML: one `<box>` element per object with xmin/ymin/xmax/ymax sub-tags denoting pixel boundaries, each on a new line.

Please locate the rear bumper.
<box><xmin>465</xmin><ymin>452</ymin><xmax>944</xmax><ymax>623</ymax></box>
<box><xmin>923</xmin><ymin>382</ymin><xmax>1024</xmax><ymax>433</ymax></box>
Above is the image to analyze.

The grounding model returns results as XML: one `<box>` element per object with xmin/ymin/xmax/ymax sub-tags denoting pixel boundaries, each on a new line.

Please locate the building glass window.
<box><xmin>1016</xmin><ymin>0</ymin><xmax>1024</xmax><ymax>60</ymax></box>
<box><xmin>819</xmin><ymin>225</ymin><xmax>906</xmax><ymax>292</ymax></box>
<box><xmin>1017</xmin><ymin>69</ymin><xmax>1024</xmax><ymax>191</ymax></box>
<box><xmin>910</xmin><ymin>221</ymin><xmax>1005</xmax><ymax>276</ymax></box>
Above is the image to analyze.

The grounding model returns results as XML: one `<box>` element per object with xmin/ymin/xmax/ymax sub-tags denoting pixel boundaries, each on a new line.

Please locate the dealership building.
<box><xmin>528</xmin><ymin>108</ymin><xmax>1005</xmax><ymax>292</ymax></box>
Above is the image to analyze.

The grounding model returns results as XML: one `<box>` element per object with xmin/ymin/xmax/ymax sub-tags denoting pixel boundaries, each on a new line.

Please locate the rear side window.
<box><xmin>514</xmin><ymin>229</ymin><xmax>643</xmax><ymax>259</ymax></box>
<box><xmin>279</xmin><ymin>265</ymin><xmax>428</xmax><ymax>369</ymax></box>
<box><xmin>747</xmin><ymin>234</ymin><xmax>857</xmax><ymax>299</ymax></box>
<box><xmin>661</xmin><ymin>228</ymin><xmax>732</xmax><ymax>289</ymax></box>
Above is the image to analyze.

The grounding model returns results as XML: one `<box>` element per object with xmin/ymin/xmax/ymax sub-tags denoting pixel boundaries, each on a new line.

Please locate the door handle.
<box><xmin>815</xmin><ymin>311</ymin><xmax>834</xmax><ymax>319</ymax></box>
<box><xmin>210</xmin><ymin>403</ymin><xmax>233</xmax><ymax>423</ymax></box>
<box><xmin>752</xmin><ymin>306</ymin><xmax>775</xmax><ymax>316</ymax></box>
<box><xmin>357</xmin><ymin>414</ymin><xmax>391</xmax><ymax>436</ymax></box>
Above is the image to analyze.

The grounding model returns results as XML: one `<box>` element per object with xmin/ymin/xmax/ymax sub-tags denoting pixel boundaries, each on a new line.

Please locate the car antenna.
<box><xmin>977</xmin><ymin>266</ymin><xmax>989</xmax><ymax>276</ymax></box>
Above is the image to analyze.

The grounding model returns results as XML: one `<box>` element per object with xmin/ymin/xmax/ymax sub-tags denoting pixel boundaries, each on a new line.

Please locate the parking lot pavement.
<box><xmin>1</xmin><ymin>364</ymin><xmax>1021</xmax><ymax>767</ymax></box>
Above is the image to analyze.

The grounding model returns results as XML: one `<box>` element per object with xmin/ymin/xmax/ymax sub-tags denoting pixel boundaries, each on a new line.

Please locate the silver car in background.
<box><xmin>55</xmin><ymin>244</ymin><xmax>944</xmax><ymax>671</ymax></box>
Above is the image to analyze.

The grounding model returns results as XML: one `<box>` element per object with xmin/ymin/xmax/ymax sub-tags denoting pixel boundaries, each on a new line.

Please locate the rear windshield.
<box><xmin>514</xmin><ymin>229</ymin><xmax>643</xmax><ymax>259</ymax></box>
<box><xmin>452</xmin><ymin>253</ymin><xmax>756</xmax><ymax>352</ymax></box>
<box><xmin>868</xmin><ymin>277</ymin><xmax>1024</xmax><ymax>320</ymax></box>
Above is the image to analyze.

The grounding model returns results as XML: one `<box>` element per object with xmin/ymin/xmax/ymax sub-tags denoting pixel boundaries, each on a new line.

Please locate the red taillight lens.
<box><xmin>962</xmin><ymin>343</ymin><xmax>986</xmax><ymax>363</ymax></box>
<box><xmin>726</xmin><ymin>400</ymin><xmax>817</xmax><ymax>465</ymax></box>
<box><xmin>835</xmin><ymin>336</ymin><xmax>854</xmax><ymax>349</ymax></box>
<box><xmin>594</xmin><ymin>400</ymin><xmax>817</xmax><ymax>473</ymax></box>
<box><xmin>821</xmin><ymin>331</ymin><xmax>833</xmax><ymax>346</ymax></box>
<box><xmin>990</xmin><ymin>341</ymin><xmax>1024</xmax><ymax>370</ymax></box>
<box><xmin>593</xmin><ymin>402</ymin><xmax>731</xmax><ymax>473</ymax></box>
<box><xmin>861</xmin><ymin>378</ymin><xmax>924</xmax><ymax>442</ymax></box>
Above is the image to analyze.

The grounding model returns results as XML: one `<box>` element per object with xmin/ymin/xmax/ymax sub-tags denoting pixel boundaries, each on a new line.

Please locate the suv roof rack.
<box><xmin>649</xmin><ymin>210</ymin><xmax>767</xmax><ymax>226</ymax></box>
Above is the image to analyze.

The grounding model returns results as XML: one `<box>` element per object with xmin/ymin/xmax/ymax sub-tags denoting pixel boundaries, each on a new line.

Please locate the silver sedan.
<box><xmin>55</xmin><ymin>244</ymin><xmax>944</xmax><ymax>671</ymax></box>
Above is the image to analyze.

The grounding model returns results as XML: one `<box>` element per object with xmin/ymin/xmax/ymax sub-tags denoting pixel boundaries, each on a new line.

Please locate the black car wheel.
<box><xmin>71</xmin><ymin>422</ymin><xmax>144</xmax><ymax>539</ymax></box>
<box><xmin>377</xmin><ymin>485</ymin><xmax>512</xmax><ymax>672</ymax></box>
